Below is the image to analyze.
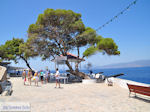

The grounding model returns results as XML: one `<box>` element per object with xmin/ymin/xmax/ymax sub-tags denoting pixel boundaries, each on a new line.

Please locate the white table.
<box><xmin>59</xmin><ymin>76</ymin><xmax>68</xmax><ymax>84</ymax></box>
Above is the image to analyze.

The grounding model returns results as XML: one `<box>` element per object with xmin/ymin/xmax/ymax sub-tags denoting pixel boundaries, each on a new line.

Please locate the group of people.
<box><xmin>22</xmin><ymin>68</ymin><xmax>61</xmax><ymax>88</ymax></box>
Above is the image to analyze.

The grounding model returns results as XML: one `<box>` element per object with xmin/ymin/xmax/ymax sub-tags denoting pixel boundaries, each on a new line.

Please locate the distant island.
<box><xmin>97</xmin><ymin>60</ymin><xmax>150</xmax><ymax>69</ymax></box>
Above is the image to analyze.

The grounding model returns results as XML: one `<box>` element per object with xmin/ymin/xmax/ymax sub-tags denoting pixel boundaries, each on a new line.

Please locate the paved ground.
<box><xmin>1</xmin><ymin>77</ymin><xmax>150</xmax><ymax>112</ymax></box>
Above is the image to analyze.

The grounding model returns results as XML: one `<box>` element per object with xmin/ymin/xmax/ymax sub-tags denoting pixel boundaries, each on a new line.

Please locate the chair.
<box><xmin>107</xmin><ymin>78</ymin><xmax>113</xmax><ymax>86</ymax></box>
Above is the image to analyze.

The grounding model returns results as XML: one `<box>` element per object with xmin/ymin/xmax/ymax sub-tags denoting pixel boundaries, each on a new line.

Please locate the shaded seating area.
<box><xmin>51</xmin><ymin>52</ymin><xmax>85</xmax><ymax>83</ymax></box>
<box><xmin>59</xmin><ymin>76</ymin><xmax>68</xmax><ymax>84</ymax></box>
<box><xmin>48</xmin><ymin>73</ymin><xmax>81</xmax><ymax>84</ymax></box>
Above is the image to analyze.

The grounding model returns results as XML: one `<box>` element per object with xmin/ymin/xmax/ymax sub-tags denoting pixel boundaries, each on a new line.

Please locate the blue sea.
<box><xmin>56</xmin><ymin>67</ymin><xmax>150</xmax><ymax>84</ymax></box>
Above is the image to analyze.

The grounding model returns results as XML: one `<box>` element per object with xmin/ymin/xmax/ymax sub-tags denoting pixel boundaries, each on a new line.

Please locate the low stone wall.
<box><xmin>0</xmin><ymin>66</ymin><xmax>7</xmax><ymax>82</ymax></box>
<box><xmin>82</xmin><ymin>79</ymin><xmax>97</xmax><ymax>84</ymax></box>
<box><xmin>0</xmin><ymin>66</ymin><xmax>7</xmax><ymax>93</ymax></box>
<box><xmin>106</xmin><ymin>77</ymin><xmax>150</xmax><ymax>89</ymax></box>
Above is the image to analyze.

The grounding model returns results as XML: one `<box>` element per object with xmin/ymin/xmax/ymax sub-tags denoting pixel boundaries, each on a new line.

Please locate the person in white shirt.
<box><xmin>55</xmin><ymin>68</ymin><xmax>61</xmax><ymax>88</ymax></box>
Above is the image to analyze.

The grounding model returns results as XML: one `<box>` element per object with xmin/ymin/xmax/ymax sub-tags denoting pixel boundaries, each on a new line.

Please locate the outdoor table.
<box><xmin>59</xmin><ymin>76</ymin><xmax>68</xmax><ymax>84</ymax></box>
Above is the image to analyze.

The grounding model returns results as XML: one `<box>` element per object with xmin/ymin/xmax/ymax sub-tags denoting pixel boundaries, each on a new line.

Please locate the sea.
<box><xmin>56</xmin><ymin>67</ymin><xmax>150</xmax><ymax>84</ymax></box>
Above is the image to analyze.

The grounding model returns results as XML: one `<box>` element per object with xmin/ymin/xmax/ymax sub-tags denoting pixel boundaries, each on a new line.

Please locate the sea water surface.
<box><xmin>80</xmin><ymin>67</ymin><xmax>150</xmax><ymax>84</ymax></box>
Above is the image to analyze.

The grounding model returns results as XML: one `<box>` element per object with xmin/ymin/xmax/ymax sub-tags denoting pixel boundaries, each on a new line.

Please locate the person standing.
<box><xmin>40</xmin><ymin>70</ymin><xmax>44</xmax><ymax>84</ymax></box>
<box><xmin>48</xmin><ymin>70</ymin><xmax>51</xmax><ymax>82</ymax></box>
<box><xmin>55</xmin><ymin>68</ymin><xmax>60</xmax><ymax>88</ymax></box>
<box><xmin>22</xmin><ymin>70</ymin><xmax>26</xmax><ymax>85</ymax></box>
<box><xmin>45</xmin><ymin>69</ymin><xmax>50</xmax><ymax>83</ymax></box>
<box><xmin>34</xmin><ymin>71</ymin><xmax>39</xmax><ymax>86</ymax></box>
<box><xmin>28</xmin><ymin>69</ymin><xmax>32</xmax><ymax>86</ymax></box>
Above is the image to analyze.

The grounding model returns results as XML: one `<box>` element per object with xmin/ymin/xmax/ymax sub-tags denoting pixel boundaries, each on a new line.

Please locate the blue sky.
<box><xmin>0</xmin><ymin>0</ymin><xmax>150</xmax><ymax>71</ymax></box>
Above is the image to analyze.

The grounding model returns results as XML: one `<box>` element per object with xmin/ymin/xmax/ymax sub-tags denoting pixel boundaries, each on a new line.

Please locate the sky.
<box><xmin>0</xmin><ymin>0</ymin><xmax>150</xmax><ymax>71</ymax></box>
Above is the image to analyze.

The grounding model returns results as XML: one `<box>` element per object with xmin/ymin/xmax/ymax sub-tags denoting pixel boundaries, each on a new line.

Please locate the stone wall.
<box><xmin>0</xmin><ymin>66</ymin><xmax>7</xmax><ymax>81</ymax></box>
<box><xmin>0</xmin><ymin>66</ymin><xmax>7</xmax><ymax>93</ymax></box>
<box><xmin>105</xmin><ymin>77</ymin><xmax>150</xmax><ymax>89</ymax></box>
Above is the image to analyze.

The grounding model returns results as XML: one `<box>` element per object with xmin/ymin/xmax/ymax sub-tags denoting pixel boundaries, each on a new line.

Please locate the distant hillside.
<box><xmin>98</xmin><ymin>60</ymin><xmax>150</xmax><ymax>69</ymax></box>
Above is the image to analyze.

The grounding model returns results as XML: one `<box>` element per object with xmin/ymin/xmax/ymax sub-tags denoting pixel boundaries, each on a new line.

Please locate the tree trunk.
<box><xmin>20</xmin><ymin>56</ymin><xmax>32</xmax><ymax>70</ymax></box>
<box><xmin>65</xmin><ymin>60</ymin><xmax>90</xmax><ymax>79</ymax></box>
<box><xmin>75</xmin><ymin>46</ymin><xmax>80</xmax><ymax>72</ymax></box>
<box><xmin>74</xmin><ymin>71</ymin><xmax>90</xmax><ymax>79</ymax></box>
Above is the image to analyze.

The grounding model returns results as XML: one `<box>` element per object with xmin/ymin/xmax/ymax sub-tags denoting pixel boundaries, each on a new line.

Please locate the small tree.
<box><xmin>0</xmin><ymin>45</ymin><xmax>7</xmax><ymax>62</ymax></box>
<box><xmin>27</xmin><ymin>9</ymin><xmax>120</xmax><ymax>79</ymax></box>
<box><xmin>0</xmin><ymin>38</ymin><xmax>38</xmax><ymax>70</ymax></box>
